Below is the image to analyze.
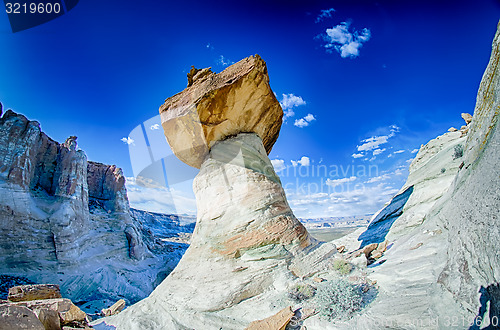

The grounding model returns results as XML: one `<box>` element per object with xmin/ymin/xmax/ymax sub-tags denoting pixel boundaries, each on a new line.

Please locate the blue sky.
<box><xmin>1</xmin><ymin>0</ymin><xmax>499</xmax><ymax>217</ymax></box>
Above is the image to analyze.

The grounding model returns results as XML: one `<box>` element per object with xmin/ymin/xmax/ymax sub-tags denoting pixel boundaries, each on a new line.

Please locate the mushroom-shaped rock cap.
<box><xmin>159</xmin><ymin>55</ymin><xmax>283</xmax><ymax>168</ymax></box>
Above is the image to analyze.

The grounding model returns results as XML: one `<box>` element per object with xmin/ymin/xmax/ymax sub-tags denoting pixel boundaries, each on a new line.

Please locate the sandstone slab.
<box><xmin>8</xmin><ymin>284</ymin><xmax>62</xmax><ymax>302</ymax></box>
<box><xmin>245</xmin><ymin>306</ymin><xmax>294</xmax><ymax>330</ymax></box>
<box><xmin>160</xmin><ymin>55</ymin><xmax>283</xmax><ymax>168</ymax></box>
<box><xmin>461</xmin><ymin>112</ymin><xmax>473</xmax><ymax>124</ymax></box>
<box><xmin>12</xmin><ymin>298</ymin><xmax>87</xmax><ymax>325</ymax></box>
<box><xmin>101</xmin><ymin>299</ymin><xmax>125</xmax><ymax>317</ymax></box>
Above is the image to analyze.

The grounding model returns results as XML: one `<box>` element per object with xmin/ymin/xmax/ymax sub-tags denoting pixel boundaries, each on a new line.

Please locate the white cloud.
<box><xmin>121</xmin><ymin>137</ymin><xmax>134</xmax><ymax>145</ymax></box>
<box><xmin>271</xmin><ymin>159</ymin><xmax>286</xmax><ymax>172</ymax></box>
<box><xmin>218</xmin><ymin>55</ymin><xmax>234</xmax><ymax>67</ymax></box>
<box><xmin>294</xmin><ymin>118</ymin><xmax>309</xmax><ymax>128</ymax></box>
<box><xmin>316</xmin><ymin>8</ymin><xmax>335</xmax><ymax>23</ymax></box>
<box><xmin>393</xmin><ymin>149</ymin><xmax>405</xmax><ymax>154</ymax></box>
<box><xmin>291</xmin><ymin>156</ymin><xmax>310</xmax><ymax>167</ymax></box>
<box><xmin>304</xmin><ymin>113</ymin><xmax>315</xmax><ymax>122</ymax></box>
<box><xmin>322</xmin><ymin>22</ymin><xmax>371</xmax><ymax>58</ymax></box>
<box><xmin>150</xmin><ymin>124</ymin><xmax>160</xmax><ymax>130</ymax></box>
<box><xmin>356</xmin><ymin>125</ymin><xmax>399</xmax><ymax>152</ymax></box>
<box><xmin>352</xmin><ymin>153</ymin><xmax>364</xmax><ymax>159</ymax></box>
<box><xmin>357</xmin><ymin>136</ymin><xmax>389</xmax><ymax>152</ymax></box>
<box><xmin>326</xmin><ymin>176</ymin><xmax>357</xmax><ymax>187</ymax></box>
<box><xmin>411</xmin><ymin>148</ymin><xmax>419</xmax><ymax>154</ymax></box>
<box><xmin>365</xmin><ymin>173</ymin><xmax>391</xmax><ymax>183</ymax></box>
<box><xmin>285</xmin><ymin>182</ymin><xmax>400</xmax><ymax>218</ymax></box>
<box><xmin>280</xmin><ymin>93</ymin><xmax>306</xmax><ymax>118</ymax></box>
<box><xmin>298</xmin><ymin>156</ymin><xmax>310</xmax><ymax>166</ymax></box>
<box><xmin>294</xmin><ymin>113</ymin><xmax>316</xmax><ymax>128</ymax></box>
<box><xmin>373</xmin><ymin>148</ymin><xmax>386</xmax><ymax>156</ymax></box>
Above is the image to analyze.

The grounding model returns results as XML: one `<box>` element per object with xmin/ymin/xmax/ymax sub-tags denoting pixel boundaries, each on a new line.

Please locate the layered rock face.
<box><xmin>0</xmin><ymin>108</ymin><xmax>190</xmax><ymax>313</ymax></box>
<box><xmin>437</xmin><ymin>22</ymin><xmax>500</xmax><ymax>312</ymax></box>
<box><xmin>100</xmin><ymin>56</ymin><xmax>329</xmax><ymax>329</ymax></box>
<box><xmin>332</xmin><ymin>23</ymin><xmax>500</xmax><ymax>329</ymax></box>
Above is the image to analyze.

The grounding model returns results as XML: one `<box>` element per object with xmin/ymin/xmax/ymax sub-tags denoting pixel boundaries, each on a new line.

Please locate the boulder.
<box><xmin>36</xmin><ymin>308</ymin><xmax>61</xmax><ymax>330</ymax></box>
<box><xmin>375</xmin><ymin>240</ymin><xmax>388</xmax><ymax>254</ymax></box>
<box><xmin>12</xmin><ymin>298</ymin><xmax>87</xmax><ymax>325</ymax></box>
<box><xmin>8</xmin><ymin>284</ymin><xmax>62</xmax><ymax>302</ymax></box>
<box><xmin>101</xmin><ymin>299</ymin><xmax>125</xmax><ymax>317</ymax></box>
<box><xmin>351</xmin><ymin>253</ymin><xmax>367</xmax><ymax>268</ymax></box>
<box><xmin>0</xmin><ymin>304</ymin><xmax>45</xmax><ymax>330</ymax></box>
<box><xmin>461</xmin><ymin>112</ymin><xmax>473</xmax><ymax>124</ymax></box>
<box><xmin>245</xmin><ymin>306</ymin><xmax>294</xmax><ymax>330</ymax></box>
<box><xmin>362</xmin><ymin>243</ymin><xmax>378</xmax><ymax>257</ymax></box>
<box><xmin>448</xmin><ymin>127</ymin><xmax>458</xmax><ymax>132</ymax></box>
<box><xmin>159</xmin><ymin>55</ymin><xmax>283</xmax><ymax>168</ymax></box>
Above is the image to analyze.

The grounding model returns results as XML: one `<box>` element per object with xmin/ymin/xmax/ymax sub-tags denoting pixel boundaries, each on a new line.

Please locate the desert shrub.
<box><xmin>453</xmin><ymin>144</ymin><xmax>464</xmax><ymax>159</ymax></box>
<box><xmin>315</xmin><ymin>278</ymin><xmax>363</xmax><ymax>321</ymax></box>
<box><xmin>441</xmin><ymin>168</ymin><xmax>446</xmax><ymax>173</ymax></box>
<box><xmin>288</xmin><ymin>283</ymin><xmax>317</xmax><ymax>302</ymax></box>
<box><xmin>332</xmin><ymin>259</ymin><xmax>352</xmax><ymax>275</ymax></box>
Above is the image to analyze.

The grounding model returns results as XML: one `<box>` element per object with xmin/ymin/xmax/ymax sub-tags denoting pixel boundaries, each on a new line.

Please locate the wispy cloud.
<box><xmin>150</xmin><ymin>124</ymin><xmax>160</xmax><ymax>130</ymax></box>
<box><xmin>393</xmin><ymin>149</ymin><xmax>405</xmax><ymax>154</ymax></box>
<box><xmin>218</xmin><ymin>55</ymin><xmax>234</xmax><ymax>67</ymax></box>
<box><xmin>411</xmin><ymin>148</ymin><xmax>419</xmax><ymax>154</ymax></box>
<box><xmin>121</xmin><ymin>137</ymin><xmax>134</xmax><ymax>145</ymax></box>
<box><xmin>373</xmin><ymin>148</ymin><xmax>386</xmax><ymax>156</ymax></box>
<box><xmin>126</xmin><ymin>177</ymin><xmax>196</xmax><ymax>216</ymax></box>
<box><xmin>326</xmin><ymin>176</ymin><xmax>357</xmax><ymax>187</ymax></box>
<box><xmin>291</xmin><ymin>156</ymin><xmax>310</xmax><ymax>167</ymax></box>
<box><xmin>286</xmin><ymin>181</ymin><xmax>400</xmax><ymax>218</ymax></box>
<box><xmin>352</xmin><ymin>153</ymin><xmax>364</xmax><ymax>159</ymax></box>
<box><xmin>365</xmin><ymin>173</ymin><xmax>391</xmax><ymax>184</ymax></box>
<box><xmin>294</xmin><ymin>113</ymin><xmax>316</xmax><ymax>128</ymax></box>
<box><xmin>356</xmin><ymin>125</ymin><xmax>399</xmax><ymax>153</ymax></box>
<box><xmin>316</xmin><ymin>8</ymin><xmax>335</xmax><ymax>23</ymax></box>
<box><xmin>280</xmin><ymin>93</ymin><xmax>306</xmax><ymax>118</ymax></box>
<box><xmin>320</xmin><ymin>21</ymin><xmax>371</xmax><ymax>58</ymax></box>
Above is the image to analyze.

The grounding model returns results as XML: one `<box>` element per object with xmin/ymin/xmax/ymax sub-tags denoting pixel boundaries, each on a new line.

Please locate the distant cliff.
<box><xmin>0</xmin><ymin>105</ymin><xmax>193</xmax><ymax>314</ymax></box>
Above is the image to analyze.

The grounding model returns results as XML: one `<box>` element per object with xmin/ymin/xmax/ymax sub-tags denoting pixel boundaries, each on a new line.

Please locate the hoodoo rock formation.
<box><xmin>100</xmin><ymin>55</ymin><xmax>338</xmax><ymax>329</ymax></box>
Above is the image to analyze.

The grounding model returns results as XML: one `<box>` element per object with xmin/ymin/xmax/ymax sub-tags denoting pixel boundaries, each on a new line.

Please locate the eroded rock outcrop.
<box><xmin>0</xmin><ymin>109</ymin><xmax>187</xmax><ymax>314</ymax></box>
<box><xmin>437</xmin><ymin>22</ymin><xmax>500</xmax><ymax>313</ymax></box>
<box><xmin>327</xmin><ymin>22</ymin><xmax>500</xmax><ymax>330</ymax></box>
<box><xmin>98</xmin><ymin>56</ymin><xmax>330</xmax><ymax>329</ymax></box>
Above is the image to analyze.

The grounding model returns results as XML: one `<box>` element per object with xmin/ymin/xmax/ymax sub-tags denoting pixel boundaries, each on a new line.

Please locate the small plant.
<box><xmin>332</xmin><ymin>259</ymin><xmax>352</xmax><ymax>275</ymax></box>
<box><xmin>441</xmin><ymin>168</ymin><xmax>446</xmax><ymax>174</ymax></box>
<box><xmin>453</xmin><ymin>144</ymin><xmax>464</xmax><ymax>160</ymax></box>
<box><xmin>288</xmin><ymin>283</ymin><xmax>317</xmax><ymax>302</ymax></box>
<box><xmin>315</xmin><ymin>278</ymin><xmax>363</xmax><ymax>321</ymax></box>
